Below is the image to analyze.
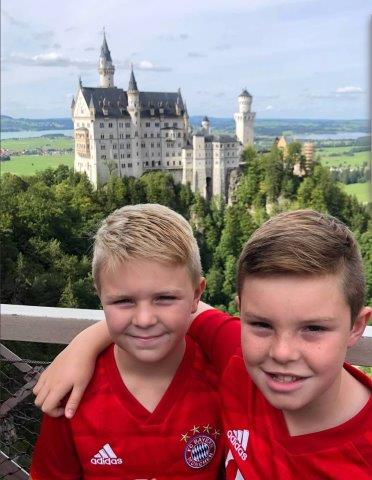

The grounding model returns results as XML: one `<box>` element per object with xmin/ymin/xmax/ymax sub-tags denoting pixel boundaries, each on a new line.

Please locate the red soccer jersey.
<box><xmin>30</xmin><ymin>337</ymin><xmax>224</xmax><ymax>480</ymax></box>
<box><xmin>189</xmin><ymin>309</ymin><xmax>372</xmax><ymax>480</ymax></box>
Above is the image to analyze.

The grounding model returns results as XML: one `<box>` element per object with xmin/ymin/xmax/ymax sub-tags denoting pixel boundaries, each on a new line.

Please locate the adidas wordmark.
<box><xmin>90</xmin><ymin>443</ymin><xmax>123</xmax><ymax>465</ymax></box>
<box><xmin>227</xmin><ymin>429</ymin><xmax>249</xmax><ymax>461</ymax></box>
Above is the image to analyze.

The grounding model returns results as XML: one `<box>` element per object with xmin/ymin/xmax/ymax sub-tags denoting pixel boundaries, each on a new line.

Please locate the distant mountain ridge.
<box><xmin>1</xmin><ymin>114</ymin><xmax>369</xmax><ymax>136</ymax></box>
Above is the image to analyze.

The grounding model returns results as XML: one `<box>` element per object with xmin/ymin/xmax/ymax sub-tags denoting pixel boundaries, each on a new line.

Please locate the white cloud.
<box><xmin>265</xmin><ymin>105</ymin><xmax>274</xmax><ymax>110</ymax></box>
<box><xmin>135</xmin><ymin>60</ymin><xmax>172</xmax><ymax>72</ymax></box>
<box><xmin>335</xmin><ymin>86</ymin><xmax>363</xmax><ymax>94</ymax></box>
<box><xmin>8</xmin><ymin>52</ymin><xmax>96</xmax><ymax>69</ymax></box>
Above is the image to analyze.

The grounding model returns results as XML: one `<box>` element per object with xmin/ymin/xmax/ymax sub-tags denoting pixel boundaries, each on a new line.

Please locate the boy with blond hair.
<box><xmin>30</xmin><ymin>204</ymin><xmax>224</xmax><ymax>479</ymax></box>
<box><xmin>34</xmin><ymin>209</ymin><xmax>372</xmax><ymax>478</ymax></box>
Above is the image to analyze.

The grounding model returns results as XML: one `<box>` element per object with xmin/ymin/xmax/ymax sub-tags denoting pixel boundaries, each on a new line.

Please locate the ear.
<box><xmin>347</xmin><ymin>306</ymin><xmax>372</xmax><ymax>347</ymax></box>
<box><xmin>191</xmin><ymin>277</ymin><xmax>206</xmax><ymax>313</ymax></box>
<box><xmin>235</xmin><ymin>295</ymin><xmax>241</xmax><ymax>313</ymax></box>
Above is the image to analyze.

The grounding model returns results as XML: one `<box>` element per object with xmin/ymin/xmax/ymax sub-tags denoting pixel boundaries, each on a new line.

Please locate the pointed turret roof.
<box><xmin>71</xmin><ymin>97</ymin><xmax>75</xmax><ymax>109</ymax></box>
<box><xmin>203</xmin><ymin>116</ymin><xmax>209</xmax><ymax>122</ymax></box>
<box><xmin>239</xmin><ymin>88</ymin><xmax>252</xmax><ymax>98</ymax></box>
<box><xmin>89</xmin><ymin>94</ymin><xmax>94</xmax><ymax>109</ymax></box>
<box><xmin>128</xmin><ymin>65</ymin><xmax>138</xmax><ymax>91</ymax></box>
<box><xmin>100</xmin><ymin>29</ymin><xmax>112</xmax><ymax>62</ymax></box>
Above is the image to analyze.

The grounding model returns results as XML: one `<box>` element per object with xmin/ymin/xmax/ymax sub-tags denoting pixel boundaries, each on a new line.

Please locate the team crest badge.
<box><xmin>184</xmin><ymin>434</ymin><xmax>216</xmax><ymax>469</ymax></box>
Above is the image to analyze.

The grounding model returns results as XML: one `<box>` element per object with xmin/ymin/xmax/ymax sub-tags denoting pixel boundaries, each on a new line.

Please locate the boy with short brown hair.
<box><xmin>34</xmin><ymin>209</ymin><xmax>372</xmax><ymax>478</ymax></box>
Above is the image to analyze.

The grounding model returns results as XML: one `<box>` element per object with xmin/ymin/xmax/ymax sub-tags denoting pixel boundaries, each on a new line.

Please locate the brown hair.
<box><xmin>92</xmin><ymin>204</ymin><xmax>202</xmax><ymax>292</ymax></box>
<box><xmin>237</xmin><ymin>209</ymin><xmax>365</xmax><ymax>323</ymax></box>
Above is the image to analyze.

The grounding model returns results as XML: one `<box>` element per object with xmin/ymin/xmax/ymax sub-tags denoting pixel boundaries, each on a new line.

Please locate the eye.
<box><xmin>157</xmin><ymin>295</ymin><xmax>176</xmax><ymax>302</ymax></box>
<box><xmin>250</xmin><ymin>322</ymin><xmax>272</xmax><ymax>329</ymax></box>
<box><xmin>113</xmin><ymin>298</ymin><xmax>134</xmax><ymax>306</ymax></box>
<box><xmin>303</xmin><ymin>325</ymin><xmax>328</xmax><ymax>333</ymax></box>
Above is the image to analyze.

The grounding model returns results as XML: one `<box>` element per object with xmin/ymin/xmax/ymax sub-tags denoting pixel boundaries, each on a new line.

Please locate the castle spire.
<box><xmin>100</xmin><ymin>27</ymin><xmax>112</xmax><ymax>62</ymax></box>
<box><xmin>128</xmin><ymin>64</ymin><xmax>138</xmax><ymax>92</ymax></box>
<box><xmin>98</xmin><ymin>28</ymin><xmax>115</xmax><ymax>87</ymax></box>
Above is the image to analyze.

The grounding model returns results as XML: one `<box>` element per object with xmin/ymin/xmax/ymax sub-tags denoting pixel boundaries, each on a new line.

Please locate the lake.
<box><xmin>1</xmin><ymin>129</ymin><xmax>73</xmax><ymax>140</ymax></box>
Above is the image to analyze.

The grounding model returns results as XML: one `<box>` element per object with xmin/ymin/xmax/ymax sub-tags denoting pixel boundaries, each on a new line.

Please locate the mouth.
<box><xmin>264</xmin><ymin>371</ymin><xmax>308</xmax><ymax>392</ymax></box>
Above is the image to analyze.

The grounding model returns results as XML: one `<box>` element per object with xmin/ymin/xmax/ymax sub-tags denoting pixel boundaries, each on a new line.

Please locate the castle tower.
<box><xmin>201</xmin><ymin>116</ymin><xmax>210</xmax><ymax>133</ymax></box>
<box><xmin>234</xmin><ymin>89</ymin><xmax>255</xmax><ymax>146</ymax></box>
<box><xmin>126</xmin><ymin>66</ymin><xmax>142</xmax><ymax>177</ymax></box>
<box><xmin>98</xmin><ymin>30</ymin><xmax>115</xmax><ymax>87</ymax></box>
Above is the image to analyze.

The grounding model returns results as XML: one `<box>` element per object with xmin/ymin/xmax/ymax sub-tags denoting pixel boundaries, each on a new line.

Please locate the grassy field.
<box><xmin>1</xmin><ymin>154</ymin><xmax>74</xmax><ymax>176</ymax></box>
<box><xmin>341</xmin><ymin>182</ymin><xmax>370</xmax><ymax>204</ymax></box>
<box><xmin>1</xmin><ymin>136</ymin><xmax>73</xmax><ymax>151</ymax></box>
<box><xmin>318</xmin><ymin>146</ymin><xmax>369</xmax><ymax>168</ymax></box>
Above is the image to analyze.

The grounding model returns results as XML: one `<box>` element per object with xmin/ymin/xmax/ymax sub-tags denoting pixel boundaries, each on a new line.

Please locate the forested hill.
<box><xmin>1</xmin><ymin>114</ymin><xmax>368</xmax><ymax>136</ymax></box>
<box><xmin>1</xmin><ymin>144</ymin><xmax>371</xmax><ymax>313</ymax></box>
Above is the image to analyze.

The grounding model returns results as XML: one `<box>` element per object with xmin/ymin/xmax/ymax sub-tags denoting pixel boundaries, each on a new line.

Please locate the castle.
<box><xmin>72</xmin><ymin>33</ymin><xmax>255</xmax><ymax>200</ymax></box>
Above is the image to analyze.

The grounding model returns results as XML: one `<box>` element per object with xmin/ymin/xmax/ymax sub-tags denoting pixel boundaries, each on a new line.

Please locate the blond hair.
<box><xmin>237</xmin><ymin>209</ymin><xmax>365</xmax><ymax>323</ymax></box>
<box><xmin>93</xmin><ymin>204</ymin><xmax>201</xmax><ymax>291</ymax></box>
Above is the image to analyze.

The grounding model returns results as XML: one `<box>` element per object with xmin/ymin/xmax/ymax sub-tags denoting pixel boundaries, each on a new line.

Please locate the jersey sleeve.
<box><xmin>188</xmin><ymin>308</ymin><xmax>241</xmax><ymax>374</ymax></box>
<box><xmin>30</xmin><ymin>414</ymin><xmax>82</xmax><ymax>480</ymax></box>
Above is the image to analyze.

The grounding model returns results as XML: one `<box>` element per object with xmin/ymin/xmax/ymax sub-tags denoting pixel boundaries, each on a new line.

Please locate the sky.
<box><xmin>1</xmin><ymin>0</ymin><xmax>370</xmax><ymax>119</ymax></box>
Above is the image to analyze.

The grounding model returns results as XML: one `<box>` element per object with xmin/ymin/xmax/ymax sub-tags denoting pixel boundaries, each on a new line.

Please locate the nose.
<box><xmin>269</xmin><ymin>333</ymin><xmax>299</xmax><ymax>364</ymax></box>
<box><xmin>132</xmin><ymin>303</ymin><xmax>157</xmax><ymax>329</ymax></box>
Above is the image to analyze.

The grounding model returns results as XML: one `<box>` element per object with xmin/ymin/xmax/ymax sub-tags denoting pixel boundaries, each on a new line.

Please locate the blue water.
<box><xmin>1</xmin><ymin>129</ymin><xmax>73</xmax><ymax>140</ymax></box>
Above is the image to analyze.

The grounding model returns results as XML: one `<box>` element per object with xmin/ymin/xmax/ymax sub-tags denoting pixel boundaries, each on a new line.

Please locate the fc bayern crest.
<box><xmin>184</xmin><ymin>434</ymin><xmax>216</xmax><ymax>469</ymax></box>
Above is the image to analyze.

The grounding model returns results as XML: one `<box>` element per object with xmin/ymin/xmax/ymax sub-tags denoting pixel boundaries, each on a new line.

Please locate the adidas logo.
<box><xmin>90</xmin><ymin>443</ymin><xmax>123</xmax><ymax>465</ymax></box>
<box><xmin>226</xmin><ymin>429</ymin><xmax>249</xmax><ymax>461</ymax></box>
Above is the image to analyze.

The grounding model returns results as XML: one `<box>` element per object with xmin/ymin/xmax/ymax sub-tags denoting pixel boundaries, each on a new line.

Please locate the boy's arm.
<box><xmin>189</xmin><ymin>301</ymin><xmax>241</xmax><ymax>374</ymax></box>
<box><xmin>33</xmin><ymin>319</ymin><xmax>111</xmax><ymax>418</ymax></box>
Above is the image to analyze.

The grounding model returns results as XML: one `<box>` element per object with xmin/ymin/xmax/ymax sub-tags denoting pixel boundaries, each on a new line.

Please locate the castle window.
<box><xmin>166</xmin><ymin>153</ymin><xmax>169</xmax><ymax>157</ymax></box>
<box><xmin>127</xmin><ymin>154</ymin><xmax>131</xmax><ymax>158</ymax></box>
<box><xmin>173</xmin><ymin>161</ymin><xmax>175</xmax><ymax>165</ymax></box>
<box><xmin>119</xmin><ymin>122</ymin><xmax>123</xmax><ymax>128</ymax></box>
<box><xmin>151</xmin><ymin>133</ymin><xmax>154</xmax><ymax>138</ymax></box>
<box><xmin>141</xmin><ymin>143</ymin><xmax>145</xmax><ymax>148</ymax></box>
<box><xmin>128</xmin><ymin>163</ymin><xmax>132</xmax><ymax>167</ymax></box>
<box><xmin>155</xmin><ymin>122</ymin><xmax>159</xmax><ymax>127</ymax></box>
<box><xmin>158</xmin><ymin>161</ymin><xmax>161</xmax><ymax>166</ymax></box>
<box><xmin>108</xmin><ymin>123</ymin><xmax>113</xmax><ymax>128</ymax></box>
<box><xmin>146</xmin><ymin>161</ymin><xmax>149</xmax><ymax>166</ymax></box>
<box><xmin>157</xmin><ymin>143</ymin><xmax>161</xmax><ymax>147</ymax></box>
<box><xmin>99</xmin><ymin>122</ymin><xmax>104</xmax><ymax>128</ymax></box>
<box><xmin>144</xmin><ymin>133</ymin><xmax>147</xmax><ymax>138</ymax></box>
<box><xmin>165</xmin><ymin>133</ymin><xmax>169</xmax><ymax>138</ymax></box>
<box><xmin>101</xmin><ymin>134</ymin><xmax>104</xmax><ymax>139</ymax></box>
<box><xmin>122</xmin><ymin>163</ymin><xmax>125</xmax><ymax>168</ymax></box>
<box><xmin>135</xmin><ymin>132</ymin><xmax>138</xmax><ymax>137</ymax></box>
<box><xmin>164</xmin><ymin>122</ymin><xmax>169</xmax><ymax>127</ymax></box>
<box><xmin>113</xmin><ymin>154</ymin><xmax>117</xmax><ymax>159</ymax></box>
<box><xmin>146</xmin><ymin>122</ymin><xmax>150</xmax><ymax>127</ymax></box>
<box><xmin>126</xmin><ymin>134</ymin><xmax>130</xmax><ymax>139</ymax></box>
<box><xmin>127</xmin><ymin>143</ymin><xmax>130</xmax><ymax>148</ymax></box>
<box><xmin>179</xmin><ymin>161</ymin><xmax>181</xmax><ymax>165</ymax></box>
<box><xmin>157</xmin><ymin>133</ymin><xmax>160</xmax><ymax>138</ymax></box>
<box><xmin>101</xmin><ymin>145</ymin><xmax>105</xmax><ymax>150</ymax></box>
<box><xmin>109</xmin><ymin>134</ymin><xmax>114</xmax><ymax>139</ymax></box>
<box><xmin>101</xmin><ymin>155</ymin><xmax>106</xmax><ymax>159</ymax></box>
<box><xmin>120</xmin><ymin>144</ymin><xmax>124</xmax><ymax>148</ymax></box>
<box><xmin>172</xmin><ymin>152</ymin><xmax>175</xmax><ymax>157</ymax></box>
<box><xmin>113</xmin><ymin>144</ymin><xmax>117</xmax><ymax>149</ymax></box>
<box><xmin>177</xmin><ymin>132</ymin><xmax>181</xmax><ymax>138</ymax></box>
<box><xmin>173</xmin><ymin>122</ymin><xmax>177</xmax><ymax>127</ymax></box>
<box><xmin>151</xmin><ymin>143</ymin><xmax>154</xmax><ymax>147</ymax></box>
<box><xmin>167</xmin><ymin>161</ymin><xmax>169</xmax><ymax>166</ymax></box>
<box><xmin>119</xmin><ymin>134</ymin><xmax>124</xmax><ymax>139</ymax></box>
<box><xmin>121</xmin><ymin>154</ymin><xmax>125</xmax><ymax>159</ymax></box>
<box><xmin>125</xmin><ymin>122</ymin><xmax>130</xmax><ymax>127</ymax></box>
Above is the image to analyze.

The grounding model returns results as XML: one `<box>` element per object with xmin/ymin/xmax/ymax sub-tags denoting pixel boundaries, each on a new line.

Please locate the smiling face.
<box><xmin>99</xmin><ymin>259</ymin><xmax>205</xmax><ymax>369</ymax></box>
<box><xmin>239</xmin><ymin>274</ymin><xmax>368</xmax><ymax>418</ymax></box>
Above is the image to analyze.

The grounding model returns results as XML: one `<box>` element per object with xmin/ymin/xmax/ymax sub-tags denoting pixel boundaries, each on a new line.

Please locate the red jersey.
<box><xmin>30</xmin><ymin>338</ymin><xmax>224</xmax><ymax>480</ymax></box>
<box><xmin>189</xmin><ymin>309</ymin><xmax>372</xmax><ymax>480</ymax></box>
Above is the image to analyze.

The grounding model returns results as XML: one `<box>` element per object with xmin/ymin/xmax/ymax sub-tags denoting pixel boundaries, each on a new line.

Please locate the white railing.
<box><xmin>1</xmin><ymin>303</ymin><xmax>372</xmax><ymax>365</ymax></box>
